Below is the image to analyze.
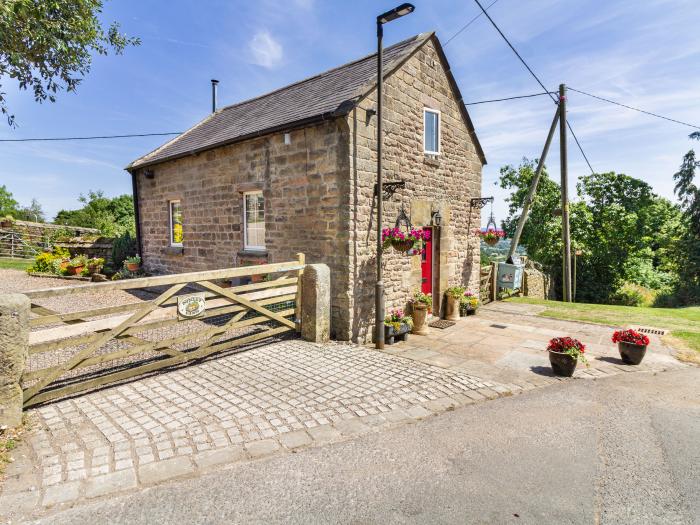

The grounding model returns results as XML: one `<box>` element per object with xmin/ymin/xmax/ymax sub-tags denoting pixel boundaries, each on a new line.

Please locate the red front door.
<box><xmin>421</xmin><ymin>228</ymin><xmax>433</xmax><ymax>294</ymax></box>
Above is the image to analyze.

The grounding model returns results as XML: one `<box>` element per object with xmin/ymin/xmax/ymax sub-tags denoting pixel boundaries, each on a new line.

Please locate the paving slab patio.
<box><xmin>0</xmin><ymin>338</ymin><xmax>511</xmax><ymax>522</ymax></box>
<box><xmin>380</xmin><ymin>301</ymin><xmax>687</xmax><ymax>386</ymax></box>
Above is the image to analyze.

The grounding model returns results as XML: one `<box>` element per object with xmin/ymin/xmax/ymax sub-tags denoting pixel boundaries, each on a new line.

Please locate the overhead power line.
<box><xmin>0</xmin><ymin>132</ymin><xmax>182</xmax><ymax>143</ymax></box>
<box><xmin>444</xmin><ymin>0</ymin><xmax>500</xmax><ymax>47</ymax></box>
<box><xmin>465</xmin><ymin>91</ymin><xmax>554</xmax><ymax>105</ymax></box>
<box><xmin>472</xmin><ymin>0</ymin><xmax>595</xmax><ymax>174</ymax></box>
<box><xmin>568</xmin><ymin>87</ymin><xmax>700</xmax><ymax>131</ymax></box>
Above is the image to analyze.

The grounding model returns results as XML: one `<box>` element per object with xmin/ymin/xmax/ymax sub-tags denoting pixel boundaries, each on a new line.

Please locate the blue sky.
<box><xmin>2</xmin><ymin>0</ymin><xmax>699</xmax><ymax>225</ymax></box>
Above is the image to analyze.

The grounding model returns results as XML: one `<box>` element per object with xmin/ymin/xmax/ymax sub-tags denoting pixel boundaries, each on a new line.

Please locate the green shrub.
<box><xmin>111</xmin><ymin>231</ymin><xmax>137</xmax><ymax>270</ymax></box>
<box><xmin>27</xmin><ymin>247</ymin><xmax>71</xmax><ymax>274</ymax></box>
<box><xmin>610</xmin><ymin>283</ymin><xmax>657</xmax><ymax>307</ymax></box>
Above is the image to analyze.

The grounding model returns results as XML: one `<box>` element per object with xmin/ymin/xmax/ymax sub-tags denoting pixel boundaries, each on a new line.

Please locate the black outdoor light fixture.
<box><xmin>377</xmin><ymin>3</ymin><xmax>415</xmax><ymax>24</ymax></box>
<box><xmin>431</xmin><ymin>210</ymin><xmax>442</xmax><ymax>227</ymax></box>
<box><xmin>375</xmin><ymin>3</ymin><xmax>415</xmax><ymax>350</ymax></box>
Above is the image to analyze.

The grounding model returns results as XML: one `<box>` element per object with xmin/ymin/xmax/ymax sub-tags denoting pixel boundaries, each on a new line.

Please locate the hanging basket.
<box><xmin>391</xmin><ymin>239</ymin><xmax>416</xmax><ymax>252</ymax></box>
<box><xmin>484</xmin><ymin>237</ymin><xmax>499</xmax><ymax>246</ymax></box>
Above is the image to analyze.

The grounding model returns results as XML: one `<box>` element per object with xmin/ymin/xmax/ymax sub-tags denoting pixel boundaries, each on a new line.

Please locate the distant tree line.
<box><xmin>0</xmin><ymin>186</ymin><xmax>135</xmax><ymax>238</ymax></box>
<box><xmin>499</xmin><ymin>133</ymin><xmax>699</xmax><ymax>307</ymax></box>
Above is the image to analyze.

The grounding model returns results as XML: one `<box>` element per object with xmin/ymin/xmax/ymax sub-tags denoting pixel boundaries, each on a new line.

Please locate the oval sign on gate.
<box><xmin>177</xmin><ymin>293</ymin><xmax>206</xmax><ymax>319</ymax></box>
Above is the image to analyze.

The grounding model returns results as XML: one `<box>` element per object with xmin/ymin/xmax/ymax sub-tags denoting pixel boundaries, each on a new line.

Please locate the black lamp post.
<box><xmin>375</xmin><ymin>3</ymin><xmax>415</xmax><ymax>349</ymax></box>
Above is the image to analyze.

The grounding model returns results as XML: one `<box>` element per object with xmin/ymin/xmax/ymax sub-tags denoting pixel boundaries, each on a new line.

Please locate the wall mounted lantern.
<box><xmin>431</xmin><ymin>210</ymin><xmax>442</xmax><ymax>227</ymax></box>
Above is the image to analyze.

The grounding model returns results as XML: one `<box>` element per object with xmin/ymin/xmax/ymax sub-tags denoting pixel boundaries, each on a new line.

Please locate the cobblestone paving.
<box><xmin>1</xmin><ymin>339</ymin><xmax>509</xmax><ymax>519</ymax></box>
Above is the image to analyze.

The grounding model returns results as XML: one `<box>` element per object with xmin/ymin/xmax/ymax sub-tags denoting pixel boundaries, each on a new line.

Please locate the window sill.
<box><xmin>165</xmin><ymin>246</ymin><xmax>184</xmax><ymax>256</ymax></box>
<box><xmin>238</xmin><ymin>249</ymin><xmax>268</xmax><ymax>258</ymax></box>
<box><xmin>424</xmin><ymin>154</ymin><xmax>440</xmax><ymax>167</ymax></box>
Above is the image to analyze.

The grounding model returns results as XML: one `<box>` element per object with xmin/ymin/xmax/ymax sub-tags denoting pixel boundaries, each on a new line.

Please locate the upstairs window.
<box><xmin>169</xmin><ymin>200</ymin><xmax>183</xmax><ymax>246</ymax></box>
<box><xmin>424</xmin><ymin>108</ymin><xmax>440</xmax><ymax>155</ymax></box>
<box><xmin>243</xmin><ymin>191</ymin><xmax>265</xmax><ymax>250</ymax></box>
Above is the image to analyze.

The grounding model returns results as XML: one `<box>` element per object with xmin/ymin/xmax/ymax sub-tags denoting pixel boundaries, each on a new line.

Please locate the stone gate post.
<box><xmin>0</xmin><ymin>293</ymin><xmax>30</xmax><ymax>428</ymax></box>
<box><xmin>300</xmin><ymin>264</ymin><xmax>330</xmax><ymax>343</ymax></box>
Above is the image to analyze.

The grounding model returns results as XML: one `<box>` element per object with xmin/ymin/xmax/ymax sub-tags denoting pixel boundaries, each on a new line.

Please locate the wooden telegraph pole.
<box><xmin>559</xmin><ymin>84</ymin><xmax>572</xmax><ymax>302</ymax></box>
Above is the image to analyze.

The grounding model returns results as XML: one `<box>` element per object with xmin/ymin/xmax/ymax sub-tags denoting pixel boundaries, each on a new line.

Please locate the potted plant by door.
<box><xmin>125</xmin><ymin>255</ymin><xmax>141</xmax><ymax>273</ymax></box>
<box><xmin>445</xmin><ymin>286</ymin><xmax>465</xmax><ymax>321</ymax></box>
<box><xmin>384</xmin><ymin>309</ymin><xmax>412</xmax><ymax>344</ymax></box>
<box><xmin>460</xmin><ymin>291</ymin><xmax>479</xmax><ymax>316</ymax></box>
<box><xmin>612</xmin><ymin>329</ymin><xmax>650</xmax><ymax>365</ymax></box>
<box><xmin>409</xmin><ymin>291</ymin><xmax>432</xmax><ymax>335</ymax></box>
<box><xmin>546</xmin><ymin>336</ymin><xmax>589</xmax><ymax>377</ymax></box>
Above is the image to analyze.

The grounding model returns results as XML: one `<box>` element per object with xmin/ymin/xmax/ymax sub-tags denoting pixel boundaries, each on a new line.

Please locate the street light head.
<box><xmin>377</xmin><ymin>3</ymin><xmax>415</xmax><ymax>24</ymax></box>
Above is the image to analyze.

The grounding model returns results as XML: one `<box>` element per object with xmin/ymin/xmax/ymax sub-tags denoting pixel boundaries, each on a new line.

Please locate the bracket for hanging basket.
<box><xmin>470</xmin><ymin>197</ymin><xmax>494</xmax><ymax>209</ymax></box>
<box><xmin>374</xmin><ymin>181</ymin><xmax>406</xmax><ymax>201</ymax></box>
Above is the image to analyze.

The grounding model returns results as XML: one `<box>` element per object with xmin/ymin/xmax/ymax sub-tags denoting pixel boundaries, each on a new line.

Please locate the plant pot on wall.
<box><xmin>411</xmin><ymin>303</ymin><xmax>429</xmax><ymax>335</ymax></box>
<box><xmin>126</xmin><ymin>262</ymin><xmax>140</xmax><ymax>272</ymax></box>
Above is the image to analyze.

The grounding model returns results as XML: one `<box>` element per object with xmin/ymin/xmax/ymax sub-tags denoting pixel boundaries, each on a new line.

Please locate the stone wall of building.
<box><xmin>132</xmin><ymin>37</ymin><xmax>484</xmax><ymax>343</ymax></box>
<box><xmin>343</xmin><ymin>38</ymin><xmax>483</xmax><ymax>342</ymax></box>
<box><xmin>133</xmin><ymin>120</ymin><xmax>350</xmax><ymax>325</ymax></box>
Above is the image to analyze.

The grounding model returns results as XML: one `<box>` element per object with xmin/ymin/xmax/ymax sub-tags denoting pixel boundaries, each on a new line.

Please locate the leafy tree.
<box><xmin>499</xmin><ymin>161</ymin><xmax>682</xmax><ymax>303</ymax></box>
<box><xmin>0</xmin><ymin>0</ymin><xmax>139</xmax><ymax>125</ymax></box>
<box><xmin>671</xmin><ymin>133</ymin><xmax>700</xmax><ymax>304</ymax></box>
<box><xmin>14</xmin><ymin>198</ymin><xmax>46</xmax><ymax>222</ymax></box>
<box><xmin>499</xmin><ymin>159</ymin><xmax>562</xmax><ymax>269</ymax></box>
<box><xmin>0</xmin><ymin>184</ymin><xmax>19</xmax><ymax>216</ymax></box>
<box><xmin>54</xmin><ymin>190</ymin><xmax>135</xmax><ymax>236</ymax></box>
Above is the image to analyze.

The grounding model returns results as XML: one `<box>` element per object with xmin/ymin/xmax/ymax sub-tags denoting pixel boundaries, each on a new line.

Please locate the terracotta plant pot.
<box><xmin>126</xmin><ymin>262</ymin><xmax>140</xmax><ymax>272</ymax></box>
<box><xmin>484</xmin><ymin>237</ymin><xmax>499</xmax><ymax>246</ymax></box>
<box><xmin>618</xmin><ymin>341</ymin><xmax>647</xmax><ymax>365</ymax></box>
<box><xmin>391</xmin><ymin>239</ymin><xmax>415</xmax><ymax>253</ymax></box>
<box><xmin>70</xmin><ymin>265</ymin><xmax>85</xmax><ymax>276</ymax></box>
<box><xmin>548</xmin><ymin>350</ymin><xmax>578</xmax><ymax>377</ymax></box>
<box><xmin>445</xmin><ymin>295</ymin><xmax>461</xmax><ymax>321</ymax></box>
<box><xmin>411</xmin><ymin>303</ymin><xmax>429</xmax><ymax>335</ymax></box>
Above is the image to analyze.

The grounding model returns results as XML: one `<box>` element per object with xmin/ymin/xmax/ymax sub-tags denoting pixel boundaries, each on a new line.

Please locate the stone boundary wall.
<box><xmin>55</xmin><ymin>239</ymin><xmax>114</xmax><ymax>261</ymax></box>
<box><xmin>523</xmin><ymin>267</ymin><xmax>554</xmax><ymax>299</ymax></box>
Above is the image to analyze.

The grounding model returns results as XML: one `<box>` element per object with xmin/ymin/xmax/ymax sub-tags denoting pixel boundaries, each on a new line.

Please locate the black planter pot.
<box><xmin>618</xmin><ymin>342</ymin><xmax>647</xmax><ymax>365</ymax></box>
<box><xmin>548</xmin><ymin>350</ymin><xmax>578</xmax><ymax>377</ymax></box>
<box><xmin>384</xmin><ymin>323</ymin><xmax>410</xmax><ymax>345</ymax></box>
<box><xmin>466</xmin><ymin>308</ymin><xmax>476</xmax><ymax>316</ymax></box>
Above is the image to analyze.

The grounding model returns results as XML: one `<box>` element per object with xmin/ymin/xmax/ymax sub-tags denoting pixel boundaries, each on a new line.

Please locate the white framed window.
<box><xmin>243</xmin><ymin>191</ymin><xmax>265</xmax><ymax>251</ymax></box>
<box><xmin>424</xmin><ymin>108</ymin><xmax>441</xmax><ymax>155</ymax></box>
<box><xmin>169</xmin><ymin>200</ymin><xmax>183</xmax><ymax>246</ymax></box>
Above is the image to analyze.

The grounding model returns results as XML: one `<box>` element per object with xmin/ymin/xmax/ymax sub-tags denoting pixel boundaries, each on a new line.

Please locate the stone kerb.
<box><xmin>0</xmin><ymin>293</ymin><xmax>30</xmax><ymax>428</ymax></box>
<box><xmin>301</xmin><ymin>264</ymin><xmax>331</xmax><ymax>343</ymax></box>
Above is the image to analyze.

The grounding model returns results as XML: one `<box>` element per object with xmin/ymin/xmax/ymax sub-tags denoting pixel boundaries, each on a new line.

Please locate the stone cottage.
<box><xmin>127</xmin><ymin>32</ymin><xmax>486</xmax><ymax>343</ymax></box>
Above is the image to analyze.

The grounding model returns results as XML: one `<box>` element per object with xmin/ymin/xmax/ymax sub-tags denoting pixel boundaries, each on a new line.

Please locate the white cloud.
<box><xmin>249</xmin><ymin>30</ymin><xmax>283</xmax><ymax>69</ymax></box>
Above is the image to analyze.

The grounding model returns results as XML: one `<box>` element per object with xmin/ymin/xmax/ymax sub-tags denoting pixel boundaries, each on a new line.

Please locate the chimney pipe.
<box><xmin>211</xmin><ymin>79</ymin><xmax>219</xmax><ymax>113</ymax></box>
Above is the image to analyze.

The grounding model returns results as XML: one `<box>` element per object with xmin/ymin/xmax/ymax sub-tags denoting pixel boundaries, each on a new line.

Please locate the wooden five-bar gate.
<box><xmin>21</xmin><ymin>255</ymin><xmax>305</xmax><ymax>408</ymax></box>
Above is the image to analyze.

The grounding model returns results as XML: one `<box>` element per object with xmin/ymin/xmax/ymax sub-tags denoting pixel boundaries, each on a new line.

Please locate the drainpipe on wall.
<box><xmin>130</xmin><ymin>170</ymin><xmax>144</xmax><ymax>260</ymax></box>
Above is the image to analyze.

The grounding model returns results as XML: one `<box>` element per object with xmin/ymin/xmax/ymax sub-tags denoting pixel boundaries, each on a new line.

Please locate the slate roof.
<box><xmin>128</xmin><ymin>32</ymin><xmax>485</xmax><ymax>169</ymax></box>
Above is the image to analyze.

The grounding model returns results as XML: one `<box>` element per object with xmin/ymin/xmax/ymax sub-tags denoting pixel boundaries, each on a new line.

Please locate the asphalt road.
<box><xmin>39</xmin><ymin>368</ymin><xmax>699</xmax><ymax>525</ymax></box>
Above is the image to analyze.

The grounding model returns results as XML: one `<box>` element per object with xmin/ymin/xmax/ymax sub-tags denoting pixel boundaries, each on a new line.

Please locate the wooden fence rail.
<box><xmin>21</xmin><ymin>254</ymin><xmax>305</xmax><ymax>407</ymax></box>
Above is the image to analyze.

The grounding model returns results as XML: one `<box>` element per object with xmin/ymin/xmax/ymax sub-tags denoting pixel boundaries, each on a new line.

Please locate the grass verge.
<box><xmin>0</xmin><ymin>416</ymin><xmax>31</xmax><ymax>477</ymax></box>
<box><xmin>0</xmin><ymin>257</ymin><xmax>32</xmax><ymax>271</ymax></box>
<box><xmin>504</xmin><ymin>297</ymin><xmax>700</xmax><ymax>356</ymax></box>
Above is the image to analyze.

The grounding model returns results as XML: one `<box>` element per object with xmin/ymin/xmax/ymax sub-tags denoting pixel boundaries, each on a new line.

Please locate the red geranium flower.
<box><xmin>612</xmin><ymin>329</ymin><xmax>650</xmax><ymax>346</ymax></box>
